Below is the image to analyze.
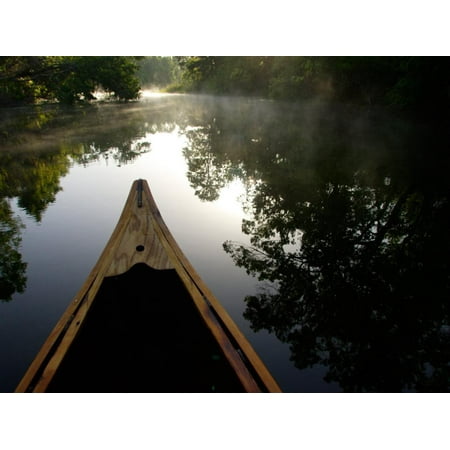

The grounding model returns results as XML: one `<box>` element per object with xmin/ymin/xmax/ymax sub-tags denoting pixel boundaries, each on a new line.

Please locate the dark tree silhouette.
<box><xmin>0</xmin><ymin>200</ymin><xmax>27</xmax><ymax>301</ymax></box>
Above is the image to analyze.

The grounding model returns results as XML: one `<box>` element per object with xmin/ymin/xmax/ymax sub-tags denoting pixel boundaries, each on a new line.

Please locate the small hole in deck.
<box><xmin>136</xmin><ymin>245</ymin><xmax>145</xmax><ymax>252</ymax></box>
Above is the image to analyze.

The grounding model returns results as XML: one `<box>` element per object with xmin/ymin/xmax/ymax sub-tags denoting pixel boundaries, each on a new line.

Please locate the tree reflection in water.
<box><xmin>1</xmin><ymin>97</ymin><xmax>448</xmax><ymax>391</ymax></box>
<box><xmin>225</xmin><ymin>181</ymin><xmax>449</xmax><ymax>391</ymax></box>
<box><xmin>0</xmin><ymin>102</ymin><xmax>154</xmax><ymax>301</ymax></box>
<box><xmin>222</xmin><ymin>117</ymin><xmax>449</xmax><ymax>392</ymax></box>
<box><xmin>179</xmin><ymin>100</ymin><xmax>449</xmax><ymax>392</ymax></box>
<box><xmin>0</xmin><ymin>199</ymin><xmax>27</xmax><ymax>301</ymax></box>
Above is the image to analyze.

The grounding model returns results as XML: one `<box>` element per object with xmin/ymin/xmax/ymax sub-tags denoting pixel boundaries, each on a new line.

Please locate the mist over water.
<box><xmin>1</xmin><ymin>93</ymin><xmax>448</xmax><ymax>392</ymax></box>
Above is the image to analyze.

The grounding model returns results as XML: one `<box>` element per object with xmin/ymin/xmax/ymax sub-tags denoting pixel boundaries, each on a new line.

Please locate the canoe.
<box><xmin>16</xmin><ymin>179</ymin><xmax>281</xmax><ymax>393</ymax></box>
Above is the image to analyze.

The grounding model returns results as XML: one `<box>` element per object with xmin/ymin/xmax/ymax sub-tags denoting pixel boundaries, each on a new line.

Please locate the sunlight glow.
<box><xmin>215</xmin><ymin>179</ymin><xmax>247</xmax><ymax>216</ymax></box>
<box><xmin>140</xmin><ymin>90</ymin><xmax>181</xmax><ymax>98</ymax></box>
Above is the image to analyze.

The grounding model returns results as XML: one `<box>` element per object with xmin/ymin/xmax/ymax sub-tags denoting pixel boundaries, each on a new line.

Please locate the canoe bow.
<box><xmin>15</xmin><ymin>179</ymin><xmax>281</xmax><ymax>393</ymax></box>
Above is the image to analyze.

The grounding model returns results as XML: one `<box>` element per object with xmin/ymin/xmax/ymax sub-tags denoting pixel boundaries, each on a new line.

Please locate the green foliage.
<box><xmin>174</xmin><ymin>57</ymin><xmax>273</xmax><ymax>95</ymax></box>
<box><xmin>137</xmin><ymin>57</ymin><xmax>180</xmax><ymax>88</ymax></box>
<box><xmin>174</xmin><ymin>56</ymin><xmax>450</xmax><ymax>116</ymax></box>
<box><xmin>0</xmin><ymin>56</ymin><xmax>142</xmax><ymax>105</ymax></box>
<box><xmin>268</xmin><ymin>57</ymin><xmax>328</xmax><ymax>100</ymax></box>
<box><xmin>0</xmin><ymin>56</ymin><xmax>48</xmax><ymax>104</ymax></box>
<box><xmin>385</xmin><ymin>57</ymin><xmax>450</xmax><ymax>113</ymax></box>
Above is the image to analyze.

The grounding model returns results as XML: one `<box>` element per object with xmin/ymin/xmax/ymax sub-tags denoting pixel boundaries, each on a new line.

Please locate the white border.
<box><xmin>3</xmin><ymin>1</ymin><xmax>449</xmax><ymax>55</ymax></box>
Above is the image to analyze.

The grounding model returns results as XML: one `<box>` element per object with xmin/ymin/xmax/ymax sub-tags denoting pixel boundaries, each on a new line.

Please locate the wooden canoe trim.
<box><xmin>15</xmin><ymin>179</ymin><xmax>281</xmax><ymax>393</ymax></box>
<box><xmin>142</xmin><ymin>181</ymin><xmax>282</xmax><ymax>393</ymax></box>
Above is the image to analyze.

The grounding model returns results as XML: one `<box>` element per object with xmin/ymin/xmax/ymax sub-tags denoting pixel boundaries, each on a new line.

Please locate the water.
<box><xmin>1</xmin><ymin>92</ymin><xmax>449</xmax><ymax>392</ymax></box>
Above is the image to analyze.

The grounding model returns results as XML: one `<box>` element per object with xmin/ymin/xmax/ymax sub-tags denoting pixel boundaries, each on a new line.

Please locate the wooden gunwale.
<box><xmin>15</xmin><ymin>179</ymin><xmax>281</xmax><ymax>393</ymax></box>
<box><xmin>144</xmin><ymin>183</ymin><xmax>281</xmax><ymax>392</ymax></box>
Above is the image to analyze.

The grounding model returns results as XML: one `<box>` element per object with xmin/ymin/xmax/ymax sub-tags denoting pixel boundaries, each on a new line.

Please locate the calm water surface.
<box><xmin>1</xmin><ymin>92</ymin><xmax>449</xmax><ymax>392</ymax></box>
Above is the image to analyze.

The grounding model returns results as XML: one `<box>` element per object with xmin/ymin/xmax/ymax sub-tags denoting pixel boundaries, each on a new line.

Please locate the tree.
<box><xmin>137</xmin><ymin>57</ymin><xmax>180</xmax><ymax>88</ymax></box>
<box><xmin>0</xmin><ymin>56</ymin><xmax>142</xmax><ymax>105</ymax></box>
<box><xmin>174</xmin><ymin>56</ymin><xmax>450</xmax><ymax>118</ymax></box>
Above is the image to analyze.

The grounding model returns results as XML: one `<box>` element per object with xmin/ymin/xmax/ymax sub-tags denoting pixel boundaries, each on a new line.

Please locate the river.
<box><xmin>1</xmin><ymin>92</ymin><xmax>449</xmax><ymax>393</ymax></box>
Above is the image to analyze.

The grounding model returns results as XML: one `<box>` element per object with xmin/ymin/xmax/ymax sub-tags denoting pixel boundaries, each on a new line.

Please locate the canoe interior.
<box><xmin>45</xmin><ymin>263</ymin><xmax>246</xmax><ymax>393</ymax></box>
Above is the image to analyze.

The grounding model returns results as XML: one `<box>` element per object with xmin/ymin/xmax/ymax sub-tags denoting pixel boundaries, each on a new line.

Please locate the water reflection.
<box><xmin>183</xmin><ymin>126</ymin><xmax>241</xmax><ymax>202</ymax></box>
<box><xmin>0</xmin><ymin>102</ymin><xmax>155</xmax><ymax>300</ymax></box>
<box><xmin>217</xmin><ymin>107</ymin><xmax>450</xmax><ymax>393</ymax></box>
<box><xmin>0</xmin><ymin>199</ymin><xmax>27</xmax><ymax>301</ymax></box>
<box><xmin>164</xmin><ymin>96</ymin><xmax>449</xmax><ymax>390</ymax></box>
<box><xmin>173</xmin><ymin>98</ymin><xmax>450</xmax><ymax>391</ymax></box>
<box><xmin>1</xmin><ymin>95</ymin><xmax>448</xmax><ymax>391</ymax></box>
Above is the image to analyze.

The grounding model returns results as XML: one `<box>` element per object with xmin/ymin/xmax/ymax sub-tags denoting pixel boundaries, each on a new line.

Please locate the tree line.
<box><xmin>2</xmin><ymin>56</ymin><xmax>449</xmax><ymax>117</ymax></box>
<box><xmin>175</xmin><ymin>56</ymin><xmax>450</xmax><ymax>117</ymax></box>
<box><xmin>0</xmin><ymin>56</ymin><xmax>144</xmax><ymax>105</ymax></box>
